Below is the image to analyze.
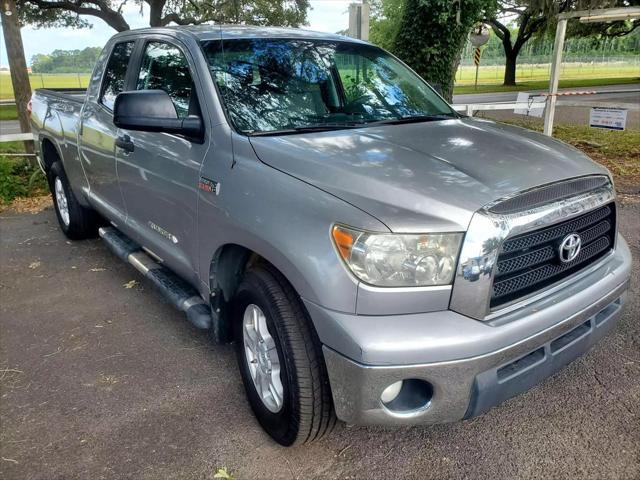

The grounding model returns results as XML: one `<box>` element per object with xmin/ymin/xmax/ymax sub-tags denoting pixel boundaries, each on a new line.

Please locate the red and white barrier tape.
<box><xmin>542</xmin><ymin>90</ymin><xmax>598</xmax><ymax>97</ymax></box>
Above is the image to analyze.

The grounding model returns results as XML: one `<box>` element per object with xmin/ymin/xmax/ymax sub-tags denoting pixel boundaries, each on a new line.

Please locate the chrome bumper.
<box><xmin>310</xmin><ymin>235</ymin><xmax>631</xmax><ymax>426</ymax></box>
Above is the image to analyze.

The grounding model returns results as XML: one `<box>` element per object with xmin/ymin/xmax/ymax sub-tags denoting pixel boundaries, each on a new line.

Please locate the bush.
<box><xmin>0</xmin><ymin>156</ymin><xmax>49</xmax><ymax>205</ymax></box>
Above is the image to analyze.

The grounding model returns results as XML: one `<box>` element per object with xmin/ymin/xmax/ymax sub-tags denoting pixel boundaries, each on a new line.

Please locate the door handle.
<box><xmin>116</xmin><ymin>134</ymin><xmax>134</xmax><ymax>153</ymax></box>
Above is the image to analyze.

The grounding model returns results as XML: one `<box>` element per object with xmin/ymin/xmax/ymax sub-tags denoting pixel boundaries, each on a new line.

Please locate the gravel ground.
<box><xmin>1</xmin><ymin>201</ymin><xmax>639</xmax><ymax>480</ymax></box>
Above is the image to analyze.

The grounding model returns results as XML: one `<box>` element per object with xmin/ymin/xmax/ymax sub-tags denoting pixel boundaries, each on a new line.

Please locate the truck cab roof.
<box><xmin>111</xmin><ymin>24</ymin><xmax>366</xmax><ymax>44</ymax></box>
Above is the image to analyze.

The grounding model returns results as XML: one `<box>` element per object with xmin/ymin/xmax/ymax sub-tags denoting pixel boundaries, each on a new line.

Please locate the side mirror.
<box><xmin>113</xmin><ymin>90</ymin><xmax>203</xmax><ymax>141</ymax></box>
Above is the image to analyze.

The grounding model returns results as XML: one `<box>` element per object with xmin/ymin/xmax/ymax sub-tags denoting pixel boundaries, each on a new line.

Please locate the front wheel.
<box><xmin>233</xmin><ymin>265</ymin><xmax>336</xmax><ymax>446</ymax></box>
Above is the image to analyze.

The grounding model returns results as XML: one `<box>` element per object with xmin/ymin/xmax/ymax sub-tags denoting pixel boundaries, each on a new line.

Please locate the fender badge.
<box><xmin>199</xmin><ymin>176</ymin><xmax>220</xmax><ymax>195</ymax></box>
<box><xmin>148</xmin><ymin>221</ymin><xmax>178</xmax><ymax>244</ymax></box>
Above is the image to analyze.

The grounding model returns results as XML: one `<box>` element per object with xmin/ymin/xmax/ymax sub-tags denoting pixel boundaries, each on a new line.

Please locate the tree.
<box><xmin>487</xmin><ymin>0</ymin><xmax>640</xmax><ymax>86</ymax></box>
<box><xmin>1</xmin><ymin>0</ymin><xmax>34</xmax><ymax>159</ymax></box>
<box><xmin>485</xmin><ymin>1</ymin><xmax>553</xmax><ymax>86</ymax></box>
<box><xmin>3</xmin><ymin>0</ymin><xmax>309</xmax><ymax>166</ymax></box>
<box><xmin>18</xmin><ymin>0</ymin><xmax>310</xmax><ymax>32</ymax></box>
<box><xmin>369</xmin><ymin>0</ymin><xmax>405</xmax><ymax>52</ymax></box>
<box><xmin>31</xmin><ymin>48</ymin><xmax>103</xmax><ymax>73</ymax></box>
<box><xmin>393</xmin><ymin>0</ymin><xmax>494</xmax><ymax>101</ymax></box>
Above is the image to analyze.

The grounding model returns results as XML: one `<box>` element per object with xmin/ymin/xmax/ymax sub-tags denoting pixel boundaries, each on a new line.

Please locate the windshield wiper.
<box><xmin>369</xmin><ymin>114</ymin><xmax>458</xmax><ymax>126</ymax></box>
<box><xmin>249</xmin><ymin>122</ymin><xmax>365</xmax><ymax>136</ymax></box>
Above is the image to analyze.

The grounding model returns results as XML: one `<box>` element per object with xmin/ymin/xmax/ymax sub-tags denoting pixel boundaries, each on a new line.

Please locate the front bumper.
<box><xmin>308</xmin><ymin>235</ymin><xmax>631</xmax><ymax>426</ymax></box>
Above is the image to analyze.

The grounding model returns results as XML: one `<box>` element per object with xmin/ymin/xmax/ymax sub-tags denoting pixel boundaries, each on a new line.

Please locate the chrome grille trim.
<box><xmin>450</xmin><ymin>180</ymin><xmax>615</xmax><ymax>321</ymax></box>
<box><xmin>487</xmin><ymin>175</ymin><xmax>610</xmax><ymax>215</ymax></box>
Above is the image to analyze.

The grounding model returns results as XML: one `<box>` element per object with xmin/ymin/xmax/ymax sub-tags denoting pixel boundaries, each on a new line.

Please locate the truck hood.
<box><xmin>249</xmin><ymin>118</ymin><xmax>608</xmax><ymax>232</ymax></box>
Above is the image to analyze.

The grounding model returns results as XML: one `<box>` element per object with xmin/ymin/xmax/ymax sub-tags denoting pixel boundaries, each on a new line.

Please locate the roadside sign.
<box><xmin>469</xmin><ymin>24</ymin><xmax>490</xmax><ymax>47</ymax></box>
<box><xmin>589</xmin><ymin>107</ymin><xmax>627</xmax><ymax>131</ymax></box>
<box><xmin>514</xmin><ymin>92</ymin><xmax>546</xmax><ymax>118</ymax></box>
<box><xmin>473</xmin><ymin>47</ymin><xmax>481</xmax><ymax>66</ymax></box>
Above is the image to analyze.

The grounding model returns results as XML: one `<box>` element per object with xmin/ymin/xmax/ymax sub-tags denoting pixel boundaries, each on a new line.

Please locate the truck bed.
<box><xmin>31</xmin><ymin>88</ymin><xmax>87</xmax><ymax>180</ymax></box>
<box><xmin>35</xmin><ymin>88</ymin><xmax>87</xmax><ymax>104</ymax></box>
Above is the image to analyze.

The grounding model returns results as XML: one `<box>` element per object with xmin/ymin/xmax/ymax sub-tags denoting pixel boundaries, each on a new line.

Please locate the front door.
<box><xmin>79</xmin><ymin>40</ymin><xmax>135</xmax><ymax>221</ymax></box>
<box><xmin>115</xmin><ymin>38</ymin><xmax>210</xmax><ymax>284</ymax></box>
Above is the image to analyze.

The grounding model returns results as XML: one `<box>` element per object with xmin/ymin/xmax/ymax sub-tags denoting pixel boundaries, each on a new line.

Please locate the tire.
<box><xmin>48</xmin><ymin>161</ymin><xmax>97</xmax><ymax>240</ymax></box>
<box><xmin>233</xmin><ymin>264</ymin><xmax>336</xmax><ymax>446</ymax></box>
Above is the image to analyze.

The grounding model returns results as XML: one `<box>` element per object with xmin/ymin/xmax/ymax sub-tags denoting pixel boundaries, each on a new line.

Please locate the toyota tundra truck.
<box><xmin>30</xmin><ymin>26</ymin><xmax>632</xmax><ymax>446</ymax></box>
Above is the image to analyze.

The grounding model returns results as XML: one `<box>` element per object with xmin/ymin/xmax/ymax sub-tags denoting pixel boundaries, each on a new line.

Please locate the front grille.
<box><xmin>491</xmin><ymin>203</ymin><xmax>616</xmax><ymax>308</ymax></box>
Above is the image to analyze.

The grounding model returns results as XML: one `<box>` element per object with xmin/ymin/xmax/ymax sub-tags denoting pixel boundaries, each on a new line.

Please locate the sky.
<box><xmin>0</xmin><ymin>0</ymin><xmax>353</xmax><ymax>67</ymax></box>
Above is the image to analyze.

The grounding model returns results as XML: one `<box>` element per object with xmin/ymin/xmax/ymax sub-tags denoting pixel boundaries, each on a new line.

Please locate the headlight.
<box><xmin>332</xmin><ymin>225</ymin><xmax>463</xmax><ymax>287</ymax></box>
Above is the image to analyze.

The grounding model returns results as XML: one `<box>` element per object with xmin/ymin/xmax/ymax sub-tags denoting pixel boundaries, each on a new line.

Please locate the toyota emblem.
<box><xmin>559</xmin><ymin>233</ymin><xmax>582</xmax><ymax>263</ymax></box>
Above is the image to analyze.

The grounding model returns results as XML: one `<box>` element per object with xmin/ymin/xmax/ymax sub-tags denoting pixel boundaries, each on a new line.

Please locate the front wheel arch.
<box><xmin>208</xmin><ymin>244</ymin><xmax>314</xmax><ymax>345</ymax></box>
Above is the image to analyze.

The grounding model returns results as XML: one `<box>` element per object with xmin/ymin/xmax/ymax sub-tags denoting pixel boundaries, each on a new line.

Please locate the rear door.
<box><xmin>79</xmin><ymin>40</ymin><xmax>136</xmax><ymax>220</ymax></box>
<box><xmin>115</xmin><ymin>37</ymin><xmax>210</xmax><ymax>284</ymax></box>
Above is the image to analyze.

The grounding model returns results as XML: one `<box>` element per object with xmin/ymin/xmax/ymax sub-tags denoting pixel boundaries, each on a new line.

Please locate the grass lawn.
<box><xmin>493</xmin><ymin>118</ymin><xmax>640</xmax><ymax>191</ymax></box>
<box><xmin>453</xmin><ymin>76</ymin><xmax>639</xmax><ymax>95</ymax></box>
<box><xmin>0</xmin><ymin>73</ymin><xmax>90</xmax><ymax>100</ymax></box>
<box><xmin>454</xmin><ymin>62</ymin><xmax>639</xmax><ymax>86</ymax></box>
<box><xmin>0</xmin><ymin>104</ymin><xmax>18</xmax><ymax>121</ymax></box>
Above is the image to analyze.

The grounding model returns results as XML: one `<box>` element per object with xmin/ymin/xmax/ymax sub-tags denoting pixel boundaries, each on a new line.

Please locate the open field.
<box><xmin>0</xmin><ymin>73</ymin><xmax>90</xmax><ymax>99</ymax></box>
<box><xmin>453</xmin><ymin>77</ymin><xmax>639</xmax><ymax>94</ymax></box>
<box><xmin>455</xmin><ymin>61</ymin><xmax>639</xmax><ymax>86</ymax></box>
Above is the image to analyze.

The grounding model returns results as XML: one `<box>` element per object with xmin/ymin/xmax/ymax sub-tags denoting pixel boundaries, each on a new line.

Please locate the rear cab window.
<box><xmin>100</xmin><ymin>41</ymin><xmax>135</xmax><ymax>110</ymax></box>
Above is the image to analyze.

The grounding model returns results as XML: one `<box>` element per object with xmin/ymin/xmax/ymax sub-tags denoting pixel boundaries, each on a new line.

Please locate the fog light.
<box><xmin>380</xmin><ymin>380</ymin><xmax>403</xmax><ymax>404</ymax></box>
<box><xmin>381</xmin><ymin>379</ymin><xmax>434</xmax><ymax>415</ymax></box>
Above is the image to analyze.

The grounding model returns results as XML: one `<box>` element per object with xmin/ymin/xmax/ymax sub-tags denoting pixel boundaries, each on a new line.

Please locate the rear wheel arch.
<box><xmin>41</xmin><ymin>137</ymin><xmax>61</xmax><ymax>173</ymax></box>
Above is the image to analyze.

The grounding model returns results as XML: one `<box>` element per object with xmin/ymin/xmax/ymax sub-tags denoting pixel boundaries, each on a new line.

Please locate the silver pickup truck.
<box><xmin>31</xmin><ymin>26</ymin><xmax>631</xmax><ymax>446</ymax></box>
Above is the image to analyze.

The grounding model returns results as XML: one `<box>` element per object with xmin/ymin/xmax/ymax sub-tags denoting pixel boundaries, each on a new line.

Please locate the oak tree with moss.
<box><xmin>393</xmin><ymin>0</ymin><xmax>494</xmax><ymax>101</ymax></box>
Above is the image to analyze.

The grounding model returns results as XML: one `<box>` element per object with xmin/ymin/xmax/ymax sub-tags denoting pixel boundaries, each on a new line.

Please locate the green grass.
<box><xmin>453</xmin><ymin>76</ymin><xmax>639</xmax><ymax>95</ymax></box>
<box><xmin>454</xmin><ymin>62</ymin><xmax>639</xmax><ymax>85</ymax></box>
<box><xmin>0</xmin><ymin>72</ymin><xmax>90</xmax><ymax>99</ymax></box>
<box><xmin>0</xmin><ymin>104</ymin><xmax>18</xmax><ymax>121</ymax></box>
<box><xmin>494</xmin><ymin>118</ymin><xmax>640</xmax><ymax>181</ymax></box>
<box><xmin>0</xmin><ymin>141</ymin><xmax>48</xmax><ymax>205</ymax></box>
<box><xmin>0</xmin><ymin>140</ymin><xmax>28</xmax><ymax>153</ymax></box>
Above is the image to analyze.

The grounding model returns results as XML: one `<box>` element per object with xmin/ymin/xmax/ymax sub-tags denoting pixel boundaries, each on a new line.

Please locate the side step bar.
<box><xmin>99</xmin><ymin>227</ymin><xmax>212</xmax><ymax>330</ymax></box>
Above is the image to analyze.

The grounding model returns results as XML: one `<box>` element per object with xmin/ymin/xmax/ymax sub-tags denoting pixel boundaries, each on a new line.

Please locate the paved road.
<box><xmin>1</xmin><ymin>201</ymin><xmax>638</xmax><ymax>480</ymax></box>
<box><xmin>0</xmin><ymin>120</ymin><xmax>21</xmax><ymax>136</ymax></box>
<box><xmin>453</xmin><ymin>83</ymin><xmax>640</xmax><ymax>105</ymax></box>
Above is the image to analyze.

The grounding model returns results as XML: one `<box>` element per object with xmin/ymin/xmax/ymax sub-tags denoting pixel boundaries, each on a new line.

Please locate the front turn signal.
<box><xmin>332</xmin><ymin>225</ymin><xmax>356</xmax><ymax>261</ymax></box>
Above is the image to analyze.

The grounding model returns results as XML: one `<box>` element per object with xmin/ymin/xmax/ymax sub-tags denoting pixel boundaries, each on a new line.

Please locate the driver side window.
<box><xmin>136</xmin><ymin>41</ymin><xmax>195</xmax><ymax>118</ymax></box>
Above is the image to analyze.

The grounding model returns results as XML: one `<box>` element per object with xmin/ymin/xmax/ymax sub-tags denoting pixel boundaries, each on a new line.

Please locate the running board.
<box><xmin>98</xmin><ymin>227</ymin><xmax>212</xmax><ymax>330</ymax></box>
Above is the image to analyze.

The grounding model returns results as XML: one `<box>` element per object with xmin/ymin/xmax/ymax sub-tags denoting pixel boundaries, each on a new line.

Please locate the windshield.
<box><xmin>201</xmin><ymin>38</ymin><xmax>457</xmax><ymax>135</ymax></box>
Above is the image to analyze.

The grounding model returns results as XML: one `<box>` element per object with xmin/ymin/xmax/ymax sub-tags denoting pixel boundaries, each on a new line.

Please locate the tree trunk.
<box><xmin>149</xmin><ymin>0</ymin><xmax>166</xmax><ymax>27</ymax></box>
<box><xmin>1</xmin><ymin>0</ymin><xmax>34</xmax><ymax>161</ymax></box>
<box><xmin>503</xmin><ymin>51</ymin><xmax>517</xmax><ymax>86</ymax></box>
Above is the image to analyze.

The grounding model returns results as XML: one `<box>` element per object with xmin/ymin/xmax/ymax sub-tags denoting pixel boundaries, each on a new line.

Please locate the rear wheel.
<box><xmin>48</xmin><ymin>161</ymin><xmax>97</xmax><ymax>239</ymax></box>
<box><xmin>233</xmin><ymin>264</ymin><xmax>336</xmax><ymax>446</ymax></box>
